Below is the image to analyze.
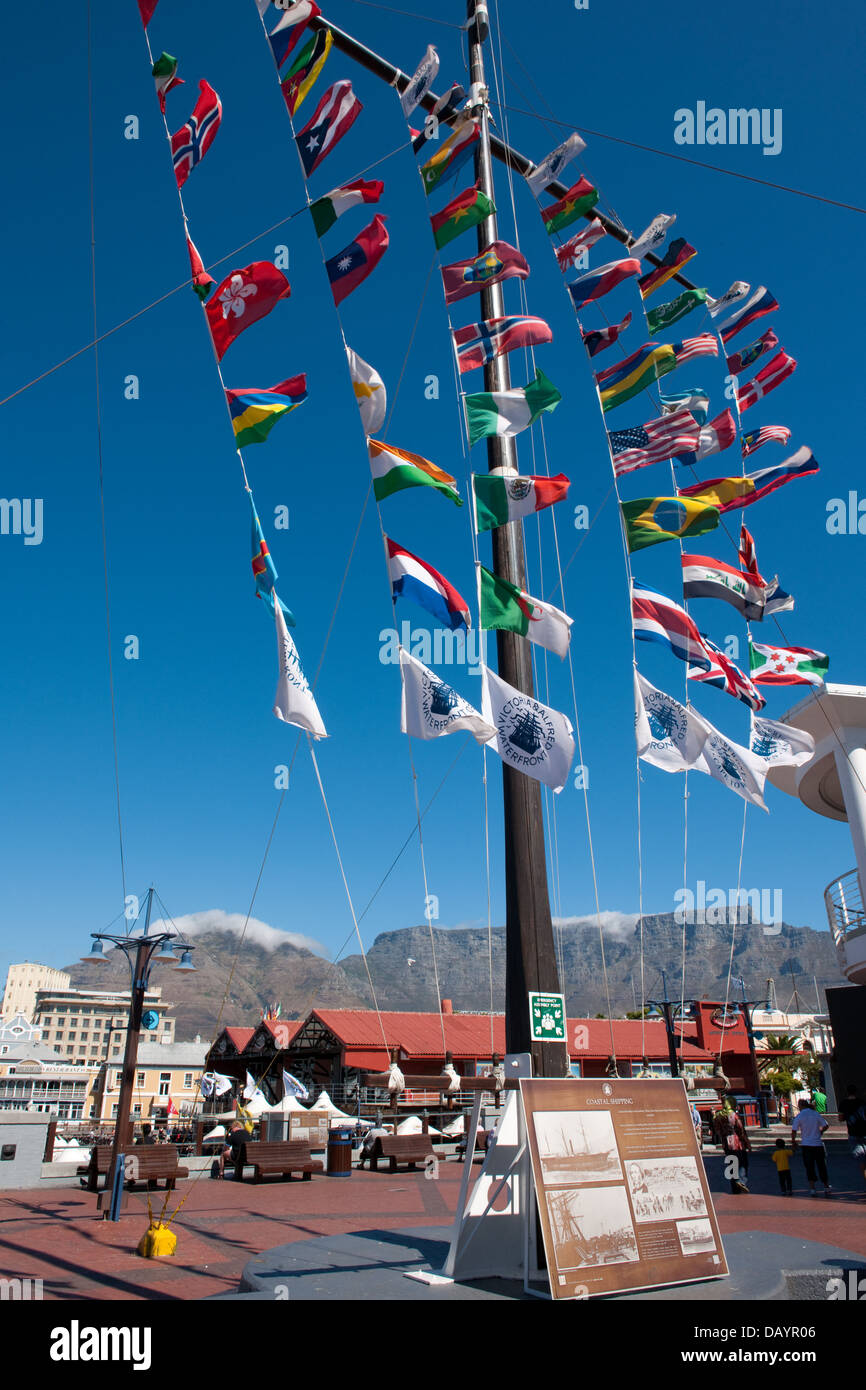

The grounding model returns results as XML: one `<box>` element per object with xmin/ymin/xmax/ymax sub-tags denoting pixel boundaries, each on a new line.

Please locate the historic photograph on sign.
<box><xmin>625</xmin><ymin>1156</ymin><xmax>708</xmax><ymax>1222</ymax></box>
<box><xmin>534</xmin><ymin>1109</ymin><xmax>622</xmax><ymax>1186</ymax></box>
<box><xmin>676</xmin><ymin>1218</ymin><xmax>716</xmax><ymax>1256</ymax></box>
<box><xmin>546</xmin><ymin>1185</ymin><xmax>638</xmax><ymax>1270</ymax></box>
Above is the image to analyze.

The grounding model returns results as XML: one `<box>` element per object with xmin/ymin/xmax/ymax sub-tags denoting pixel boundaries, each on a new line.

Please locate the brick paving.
<box><xmin>1</xmin><ymin>1135</ymin><xmax>863</xmax><ymax>1301</ymax></box>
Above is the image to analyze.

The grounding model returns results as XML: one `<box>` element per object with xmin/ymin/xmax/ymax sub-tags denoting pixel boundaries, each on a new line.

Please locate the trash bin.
<box><xmin>326</xmin><ymin>1127</ymin><xmax>353</xmax><ymax>1177</ymax></box>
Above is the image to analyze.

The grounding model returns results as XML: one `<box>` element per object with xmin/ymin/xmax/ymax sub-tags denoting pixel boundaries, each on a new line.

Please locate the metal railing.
<box><xmin>824</xmin><ymin>868</ymin><xmax>866</xmax><ymax>951</ymax></box>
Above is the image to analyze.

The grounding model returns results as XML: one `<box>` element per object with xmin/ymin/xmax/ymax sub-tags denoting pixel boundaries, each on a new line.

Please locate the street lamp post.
<box><xmin>81</xmin><ymin>886</ymin><xmax>195</xmax><ymax>1220</ymax></box>
<box><xmin>644</xmin><ymin>972</ymin><xmax>700</xmax><ymax>1080</ymax></box>
<box><xmin>734</xmin><ymin>978</ymin><xmax>773</xmax><ymax>1125</ymax></box>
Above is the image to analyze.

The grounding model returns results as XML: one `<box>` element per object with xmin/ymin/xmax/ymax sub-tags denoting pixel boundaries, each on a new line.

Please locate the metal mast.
<box><xmin>465</xmin><ymin>0</ymin><xmax>566</xmax><ymax>1075</ymax></box>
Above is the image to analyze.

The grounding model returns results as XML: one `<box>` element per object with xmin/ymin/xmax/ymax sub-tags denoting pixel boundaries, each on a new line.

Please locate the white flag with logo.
<box><xmin>708</xmin><ymin>281</ymin><xmax>750</xmax><ymax>317</ymax></box>
<box><xmin>346</xmin><ymin>345</ymin><xmax>386</xmax><ymax>435</ymax></box>
<box><xmin>693</xmin><ymin>722</ymin><xmax>770</xmax><ymax>811</ymax></box>
<box><xmin>401</xmin><ymin>44</ymin><xmax>439</xmax><ymax>116</ymax></box>
<box><xmin>282</xmin><ymin>1069</ymin><xmax>310</xmax><ymax>1100</ymax></box>
<box><xmin>274</xmin><ymin>605</ymin><xmax>327</xmax><ymax>739</ymax></box>
<box><xmin>525</xmin><ymin>132</ymin><xmax>587</xmax><ymax>197</ymax></box>
<box><xmin>749</xmin><ymin>715</ymin><xmax>815</xmax><ymax>768</ymax></box>
<box><xmin>635</xmin><ymin>671</ymin><xmax>708</xmax><ymax>772</ymax></box>
<box><xmin>201</xmin><ymin>1070</ymin><xmax>233</xmax><ymax>1098</ymax></box>
<box><xmin>629</xmin><ymin>212</ymin><xmax>676</xmax><ymax>261</ymax></box>
<box><xmin>481</xmin><ymin>666</ymin><xmax>575</xmax><ymax>792</ymax></box>
<box><xmin>400</xmin><ymin>649</ymin><xmax>494</xmax><ymax>744</ymax></box>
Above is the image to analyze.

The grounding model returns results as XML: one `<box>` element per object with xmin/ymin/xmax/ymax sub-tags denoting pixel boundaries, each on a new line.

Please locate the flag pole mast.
<box><xmin>465</xmin><ymin>0</ymin><xmax>567</xmax><ymax>1077</ymax></box>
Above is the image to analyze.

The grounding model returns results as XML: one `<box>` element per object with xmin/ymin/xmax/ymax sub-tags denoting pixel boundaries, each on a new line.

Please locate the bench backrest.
<box><xmin>379</xmin><ymin>1135</ymin><xmax>434</xmax><ymax>1156</ymax></box>
<box><xmin>242</xmin><ymin>1140</ymin><xmax>313</xmax><ymax>1163</ymax></box>
<box><xmin>125</xmin><ymin>1146</ymin><xmax>182</xmax><ymax>1175</ymax></box>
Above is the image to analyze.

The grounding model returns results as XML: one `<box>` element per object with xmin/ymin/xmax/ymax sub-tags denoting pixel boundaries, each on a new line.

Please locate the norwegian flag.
<box><xmin>688</xmin><ymin>636</ymin><xmax>766</xmax><ymax>712</ymax></box>
<box><xmin>672</xmin><ymin>334</ymin><xmax>718</xmax><ymax>368</ymax></box>
<box><xmin>736</xmin><ymin>351</ymin><xmax>796</xmax><ymax>412</ymax></box>
<box><xmin>452</xmin><ymin>316</ymin><xmax>553</xmax><ymax>373</ymax></box>
<box><xmin>608</xmin><ymin>409</ymin><xmax>701</xmax><ymax>477</ymax></box>
<box><xmin>555</xmin><ymin>218</ymin><xmax>607</xmax><ymax>270</ymax></box>
<box><xmin>171</xmin><ymin>80</ymin><xmax>222</xmax><ymax>189</ymax></box>
<box><xmin>741</xmin><ymin>424</ymin><xmax>792</xmax><ymax>457</ymax></box>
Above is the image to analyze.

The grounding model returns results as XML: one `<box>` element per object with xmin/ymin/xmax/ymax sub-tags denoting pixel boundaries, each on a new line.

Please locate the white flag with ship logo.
<box><xmin>481</xmin><ymin>666</ymin><xmax>574</xmax><ymax>792</ymax></box>
<box><xmin>400</xmin><ymin>648</ymin><xmax>494</xmax><ymax>743</ymax></box>
<box><xmin>273</xmin><ymin>604</ymin><xmax>327</xmax><ymax>739</ymax></box>
<box><xmin>749</xmin><ymin>715</ymin><xmax>815</xmax><ymax>768</ymax></box>
<box><xmin>634</xmin><ymin>670</ymin><xmax>708</xmax><ymax>772</ymax></box>
<box><xmin>694</xmin><ymin>726</ymin><xmax>770</xmax><ymax>811</ymax></box>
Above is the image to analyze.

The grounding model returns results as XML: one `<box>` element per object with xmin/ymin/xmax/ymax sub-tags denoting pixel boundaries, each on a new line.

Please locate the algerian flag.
<box><xmin>749</xmin><ymin>640</ymin><xmax>829</xmax><ymax>687</ymax></box>
<box><xmin>481</xmin><ymin>666</ymin><xmax>575</xmax><ymax>792</ymax></box>
<box><xmin>401</xmin><ymin>44</ymin><xmax>439</xmax><ymax>116</ymax></box>
<box><xmin>693</xmin><ymin>725</ymin><xmax>770</xmax><ymax>811</ymax></box>
<box><xmin>479</xmin><ymin>566</ymin><xmax>572</xmax><ymax>658</ymax></box>
<box><xmin>750</xmin><ymin>715</ymin><xmax>815</xmax><ymax>767</ymax></box>
<box><xmin>634</xmin><ymin>670</ymin><xmax>709</xmax><ymax>772</ymax></box>
<box><xmin>368</xmin><ymin>439</ymin><xmax>461</xmax><ymax>505</ymax></box>
<box><xmin>400</xmin><ymin>648</ymin><xmax>495</xmax><ymax>744</ymax></box>
<box><xmin>465</xmin><ymin>368</ymin><xmax>561</xmax><ymax>447</ymax></box>
<box><xmin>473</xmin><ymin>472</ymin><xmax>569</xmax><ymax>532</ymax></box>
<box><xmin>525</xmin><ymin>132</ymin><xmax>587</xmax><ymax>197</ymax></box>
<box><xmin>629</xmin><ymin>212</ymin><xmax>676</xmax><ymax>261</ymax></box>
<box><xmin>273</xmin><ymin>605</ymin><xmax>328</xmax><ymax>738</ymax></box>
<box><xmin>346</xmin><ymin>346</ymin><xmax>386</xmax><ymax>435</ymax></box>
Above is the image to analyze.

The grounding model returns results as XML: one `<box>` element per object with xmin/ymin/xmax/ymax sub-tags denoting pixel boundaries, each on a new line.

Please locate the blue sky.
<box><xmin>1</xmin><ymin>0</ymin><xmax>863</xmax><ymax>1005</ymax></box>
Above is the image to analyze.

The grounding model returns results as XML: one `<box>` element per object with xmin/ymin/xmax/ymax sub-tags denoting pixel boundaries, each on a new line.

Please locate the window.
<box><xmin>114</xmin><ymin>1071</ymin><xmax>122</xmax><ymax>1088</ymax></box>
<box><xmin>68</xmin><ymin>1032</ymin><xmax>76</xmax><ymax>1041</ymax></box>
<box><xmin>133</xmin><ymin>1104</ymin><xmax>142</xmax><ymax>1117</ymax></box>
<box><xmin>568</xmin><ymin>1062</ymin><xmax>582</xmax><ymax>1078</ymax></box>
<box><xmin>112</xmin><ymin>1047</ymin><xmax>121</xmax><ymax>1057</ymax></box>
<box><xmin>158</xmin><ymin>1073</ymin><xmax>170</xmax><ymax>1097</ymax></box>
<box><xmin>66</xmin><ymin>1047</ymin><xmax>74</xmax><ymax>1056</ymax></box>
<box><xmin>80</xmin><ymin>1034</ymin><xmax>88</xmax><ymax>1042</ymax></box>
<box><xmin>183</xmin><ymin>1072</ymin><xmax>193</xmax><ymax>1089</ymax></box>
<box><xmin>111</xmin><ymin>1104</ymin><xmax>118</xmax><ymax>1118</ymax></box>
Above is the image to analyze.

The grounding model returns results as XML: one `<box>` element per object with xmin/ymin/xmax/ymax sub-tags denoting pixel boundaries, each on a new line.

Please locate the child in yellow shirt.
<box><xmin>771</xmin><ymin>1138</ymin><xmax>792</xmax><ymax>1194</ymax></box>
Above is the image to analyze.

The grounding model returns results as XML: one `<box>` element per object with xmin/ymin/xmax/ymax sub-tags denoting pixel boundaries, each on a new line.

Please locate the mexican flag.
<box><xmin>479</xmin><ymin>566</ymin><xmax>572</xmax><ymax>658</ymax></box>
<box><xmin>473</xmin><ymin>472</ymin><xmax>569</xmax><ymax>532</ymax></box>
<box><xmin>368</xmin><ymin>439</ymin><xmax>461</xmax><ymax>506</ymax></box>
<box><xmin>748</xmin><ymin>640</ymin><xmax>829</xmax><ymax>686</ymax></box>
<box><xmin>465</xmin><ymin>368</ymin><xmax>561</xmax><ymax>447</ymax></box>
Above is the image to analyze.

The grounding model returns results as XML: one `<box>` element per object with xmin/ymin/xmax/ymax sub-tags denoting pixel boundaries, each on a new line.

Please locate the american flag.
<box><xmin>672</xmin><ymin>335</ymin><xmax>718</xmax><ymax>368</ymax></box>
<box><xmin>688</xmin><ymin>637</ymin><xmax>766</xmax><ymax>712</ymax></box>
<box><xmin>740</xmin><ymin>424</ymin><xmax>791</xmax><ymax>457</ymax></box>
<box><xmin>608</xmin><ymin>409</ymin><xmax>701</xmax><ymax>476</ymax></box>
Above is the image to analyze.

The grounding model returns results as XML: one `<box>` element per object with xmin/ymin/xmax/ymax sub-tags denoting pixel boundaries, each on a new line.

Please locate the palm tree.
<box><xmin>756</xmin><ymin>1033</ymin><xmax>801</xmax><ymax>1075</ymax></box>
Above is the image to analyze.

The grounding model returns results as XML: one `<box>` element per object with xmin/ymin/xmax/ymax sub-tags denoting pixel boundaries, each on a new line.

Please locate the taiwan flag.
<box><xmin>205</xmin><ymin>262</ymin><xmax>292</xmax><ymax>360</ymax></box>
<box><xmin>325</xmin><ymin>215</ymin><xmax>389</xmax><ymax>305</ymax></box>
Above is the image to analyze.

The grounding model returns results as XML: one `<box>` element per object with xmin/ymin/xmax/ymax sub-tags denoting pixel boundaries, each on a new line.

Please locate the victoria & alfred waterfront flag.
<box><xmin>634</xmin><ymin>671</ymin><xmax>708</xmax><ymax>772</ymax></box>
<box><xmin>273</xmin><ymin>606</ymin><xmax>327</xmax><ymax>737</ymax></box>
<box><xmin>400</xmin><ymin>649</ymin><xmax>494</xmax><ymax>743</ymax></box>
<box><xmin>749</xmin><ymin>716</ymin><xmax>815</xmax><ymax>768</ymax></box>
<box><xmin>481</xmin><ymin>667</ymin><xmax>575</xmax><ymax>792</ymax></box>
<box><xmin>401</xmin><ymin>45</ymin><xmax>439</xmax><ymax>116</ymax></box>
<box><xmin>628</xmin><ymin>213</ymin><xmax>676</xmax><ymax>262</ymax></box>
<box><xmin>525</xmin><ymin>132</ymin><xmax>586</xmax><ymax>197</ymax></box>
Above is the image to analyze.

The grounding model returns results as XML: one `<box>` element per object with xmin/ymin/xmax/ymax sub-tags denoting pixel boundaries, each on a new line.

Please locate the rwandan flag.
<box><xmin>226</xmin><ymin>376</ymin><xmax>307</xmax><ymax>448</ymax></box>
<box><xmin>621</xmin><ymin>495</ymin><xmax>720</xmax><ymax>552</ymax></box>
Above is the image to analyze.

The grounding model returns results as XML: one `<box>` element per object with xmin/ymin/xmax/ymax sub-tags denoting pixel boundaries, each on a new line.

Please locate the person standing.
<box><xmin>838</xmin><ymin>1085</ymin><xmax>866</xmax><ymax>1183</ymax></box>
<box><xmin>771</xmin><ymin>1138</ymin><xmax>793</xmax><ymax>1195</ymax></box>
<box><xmin>811</xmin><ymin>1086</ymin><xmax>827</xmax><ymax>1116</ymax></box>
<box><xmin>791</xmin><ymin>1099</ymin><xmax>831</xmax><ymax>1196</ymax></box>
<box><xmin>715</xmin><ymin>1103</ymin><xmax>751</xmax><ymax>1194</ymax></box>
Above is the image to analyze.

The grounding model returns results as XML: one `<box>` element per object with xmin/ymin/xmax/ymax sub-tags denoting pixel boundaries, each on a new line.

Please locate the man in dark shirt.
<box><xmin>222</xmin><ymin>1121</ymin><xmax>248</xmax><ymax>1181</ymax></box>
<box><xmin>839</xmin><ymin>1085</ymin><xmax>866</xmax><ymax>1181</ymax></box>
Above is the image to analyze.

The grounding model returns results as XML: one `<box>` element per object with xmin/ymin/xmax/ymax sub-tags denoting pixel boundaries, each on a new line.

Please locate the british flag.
<box><xmin>688</xmin><ymin>636</ymin><xmax>766</xmax><ymax>712</ymax></box>
<box><xmin>171</xmin><ymin>80</ymin><xmax>222</xmax><ymax>189</ymax></box>
<box><xmin>452</xmin><ymin>316</ymin><xmax>552</xmax><ymax>373</ymax></box>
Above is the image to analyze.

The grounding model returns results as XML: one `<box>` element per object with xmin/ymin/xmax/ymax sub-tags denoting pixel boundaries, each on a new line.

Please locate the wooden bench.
<box><xmin>79</xmin><ymin>1145</ymin><xmax>114</xmax><ymax>1191</ymax></box>
<box><xmin>369</xmin><ymin>1134</ymin><xmax>435</xmax><ymax>1173</ymax></box>
<box><xmin>79</xmin><ymin>1144</ymin><xmax>188</xmax><ymax>1192</ymax></box>
<box><xmin>240</xmin><ymin>1140</ymin><xmax>323</xmax><ymax>1183</ymax></box>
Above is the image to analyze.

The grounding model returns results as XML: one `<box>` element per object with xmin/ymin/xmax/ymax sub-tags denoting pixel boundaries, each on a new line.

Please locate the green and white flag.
<box><xmin>479</xmin><ymin>566</ymin><xmax>572</xmax><ymax>658</ymax></box>
<box><xmin>400</xmin><ymin>649</ymin><xmax>494</xmax><ymax>743</ymax></box>
<box><xmin>472</xmin><ymin>472</ymin><xmax>570</xmax><ymax>532</ymax></box>
<box><xmin>748</xmin><ymin>640</ymin><xmax>829</xmax><ymax>687</ymax></box>
<box><xmin>481</xmin><ymin>666</ymin><xmax>575</xmax><ymax>792</ymax></box>
<box><xmin>646</xmin><ymin>287</ymin><xmax>708</xmax><ymax>336</ymax></box>
<box><xmin>465</xmin><ymin>368</ymin><xmax>561</xmax><ymax>447</ymax></box>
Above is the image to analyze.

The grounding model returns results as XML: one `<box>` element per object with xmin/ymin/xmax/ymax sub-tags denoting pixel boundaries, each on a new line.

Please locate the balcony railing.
<box><xmin>825</xmin><ymin>868</ymin><xmax>866</xmax><ymax>984</ymax></box>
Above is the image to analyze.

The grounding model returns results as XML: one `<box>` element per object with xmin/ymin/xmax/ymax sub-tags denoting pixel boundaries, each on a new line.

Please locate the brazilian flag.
<box><xmin>621</xmin><ymin>496</ymin><xmax>720</xmax><ymax>553</ymax></box>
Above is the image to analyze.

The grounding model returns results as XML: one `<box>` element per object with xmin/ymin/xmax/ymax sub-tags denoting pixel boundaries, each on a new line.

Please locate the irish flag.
<box><xmin>473</xmin><ymin>472</ymin><xmax>569</xmax><ymax>532</ymax></box>
<box><xmin>465</xmin><ymin>368</ymin><xmax>561</xmax><ymax>447</ymax></box>
<box><xmin>749</xmin><ymin>640</ymin><xmax>828</xmax><ymax>686</ymax></box>
<box><xmin>479</xmin><ymin>566</ymin><xmax>572</xmax><ymax>657</ymax></box>
<box><xmin>368</xmin><ymin>440</ymin><xmax>461</xmax><ymax>505</ymax></box>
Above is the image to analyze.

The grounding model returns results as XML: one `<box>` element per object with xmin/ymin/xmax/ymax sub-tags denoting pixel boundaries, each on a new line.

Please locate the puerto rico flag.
<box><xmin>567</xmin><ymin>258</ymin><xmax>641</xmax><ymax>311</ymax></box>
<box><xmin>582</xmin><ymin>311</ymin><xmax>631</xmax><ymax>358</ymax></box>
<box><xmin>453</xmin><ymin>316</ymin><xmax>553</xmax><ymax>373</ymax></box>
<box><xmin>631</xmin><ymin>581</ymin><xmax>711</xmax><ymax>670</ymax></box>
<box><xmin>325</xmin><ymin>215</ymin><xmax>389</xmax><ymax>305</ymax></box>
<box><xmin>171</xmin><ymin>80</ymin><xmax>222</xmax><ymax>189</ymax></box>
<box><xmin>741</xmin><ymin>424</ymin><xmax>791</xmax><ymax>457</ymax></box>
<box><xmin>689</xmin><ymin>636</ymin><xmax>766</xmax><ymax>712</ymax></box>
<box><xmin>717</xmin><ymin>286</ymin><xmax>778</xmax><ymax>345</ymax></box>
<box><xmin>735</xmin><ymin>351</ymin><xmax>796</xmax><ymax>412</ymax></box>
<box><xmin>296</xmin><ymin>80</ymin><xmax>362</xmax><ymax>176</ymax></box>
<box><xmin>386</xmin><ymin>538</ymin><xmax>471</xmax><ymax>631</ymax></box>
<box><xmin>726</xmin><ymin>328</ymin><xmax>779</xmax><ymax>377</ymax></box>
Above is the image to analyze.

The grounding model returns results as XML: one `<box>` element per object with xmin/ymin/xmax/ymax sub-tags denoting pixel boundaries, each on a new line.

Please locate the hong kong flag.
<box><xmin>325</xmin><ymin>215</ymin><xmax>389</xmax><ymax>306</ymax></box>
<box><xmin>205</xmin><ymin>263</ymin><xmax>291</xmax><ymax>361</ymax></box>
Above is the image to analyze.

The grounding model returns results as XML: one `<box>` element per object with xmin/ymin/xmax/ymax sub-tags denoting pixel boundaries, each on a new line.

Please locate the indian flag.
<box><xmin>465</xmin><ymin>368</ymin><xmax>561</xmax><ymax>447</ymax></box>
<box><xmin>368</xmin><ymin>440</ymin><xmax>461</xmax><ymax>506</ymax></box>
<box><xmin>748</xmin><ymin>640</ymin><xmax>829</xmax><ymax>687</ymax></box>
<box><xmin>473</xmin><ymin>472</ymin><xmax>569</xmax><ymax>532</ymax></box>
<box><xmin>479</xmin><ymin>566</ymin><xmax>572</xmax><ymax>658</ymax></box>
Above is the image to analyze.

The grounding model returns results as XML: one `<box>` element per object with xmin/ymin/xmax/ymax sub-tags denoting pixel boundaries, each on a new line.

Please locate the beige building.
<box><xmin>2</xmin><ymin>963</ymin><xmax>71</xmax><ymax>1022</ymax></box>
<box><xmin>32</xmin><ymin>985</ymin><xmax>175</xmax><ymax>1068</ymax></box>
<box><xmin>89</xmin><ymin>1041</ymin><xmax>208</xmax><ymax>1124</ymax></box>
